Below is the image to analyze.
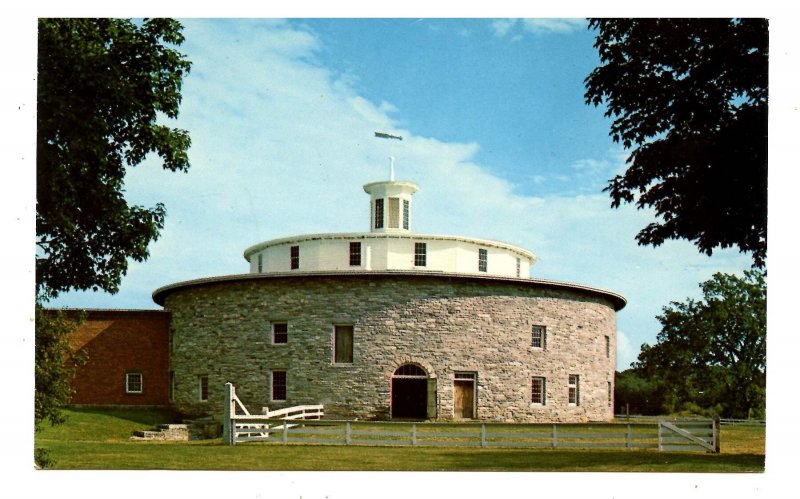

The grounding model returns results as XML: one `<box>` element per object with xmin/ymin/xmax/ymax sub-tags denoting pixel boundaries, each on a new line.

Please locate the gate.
<box><xmin>658</xmin><ymin>419</ymin><xmax>719</xmax><ymax>453</ymax></box>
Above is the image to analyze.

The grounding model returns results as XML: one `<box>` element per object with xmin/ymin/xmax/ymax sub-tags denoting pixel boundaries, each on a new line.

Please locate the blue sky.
<box><xmin>41</xmin><ymin>18</ymin><xmax>758</xmax><ymax>370</ymax></box>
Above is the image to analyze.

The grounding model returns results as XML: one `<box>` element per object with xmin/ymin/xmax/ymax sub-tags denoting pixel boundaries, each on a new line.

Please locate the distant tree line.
<box><xmin>615</xmin><ymin>270</ymin><xmax>766</xmax><ymax>419</ymax></box>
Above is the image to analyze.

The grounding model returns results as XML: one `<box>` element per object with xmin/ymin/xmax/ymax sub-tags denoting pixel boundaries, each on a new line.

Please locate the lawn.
<box><xmin>34</xmin><ymin>407</ymin><xmax>765</xmax><ymax>472</ymax></box>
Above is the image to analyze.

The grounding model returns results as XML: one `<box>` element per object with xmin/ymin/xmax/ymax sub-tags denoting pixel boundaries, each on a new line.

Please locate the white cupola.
<box><xmin>363</xmin><ymin>179</ymin><xmax>419</xmax><ymax>234</ymax></box>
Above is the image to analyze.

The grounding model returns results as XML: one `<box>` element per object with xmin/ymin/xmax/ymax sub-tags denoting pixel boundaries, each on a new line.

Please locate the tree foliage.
<box><xmin>34</xmin><ymin>305</ymin><xmax>86</xmax><ymax>432</ymax></box>
<box><xmin>585</xmin><ymin>19</ymin><xmax>768</xmax><ymax>268</ymax></box>
<box><xmin>37</xmin><ymin>18</ymin><xmax>192</xmax><ymax>299</ymax></box>
<box><xmin>633</xmin><ymin>270</ymin><xmax>766</xmax><ymax>418</ymax></box>
<box><xmin>34</xmin><ymin>19</ymin><xmax>191</xmax><ymax>465</ymax></box>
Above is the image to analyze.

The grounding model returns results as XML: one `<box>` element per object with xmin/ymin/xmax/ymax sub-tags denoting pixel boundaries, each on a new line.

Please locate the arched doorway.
<box><xmin>391</xmin><ymin>364</ymin><xmax>429</xmax><ymax>419</ymax></box>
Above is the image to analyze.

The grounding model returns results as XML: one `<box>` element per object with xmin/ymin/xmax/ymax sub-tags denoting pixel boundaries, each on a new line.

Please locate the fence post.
<box><xmin>481</xmin><ymin>424</ymin><xmax>487</xmax><ymax>448</ymax></box>
<box><xmin>411</xmin><ymin>424</ymin><xmax>417</xmax><ymax>447</ymax></box>
<box><xmin>657</xmin><ymin>422</ymin><xmax>662</xmax><ymax>451</ymax></box>
<box><xmin>345</xmin><ymin>421</ymin><xmax>351</xmax><ymax>445</ymax></box>
<box><xmin>552</xmin><ymin>424</ymin><xmax>558</xmax><ymax>448</ymax></box>
<box><xmin>223</xmin><ymin>382</ymin><xmax>234</xmax><ymax>446</ymax></box>
<box><xmin>626</xmin><ymin>423</ymin><xmax>632</xmax><ymax>451</ymax></box>
<box><xmin>713</xmin><ymin>416</ymin><xmax>721</xmax><ymax>454</ymax></box>
<box><xmin>282</xmin><ymin>422</ymin><xmax>289</xmax><ymax>445</ymax></box>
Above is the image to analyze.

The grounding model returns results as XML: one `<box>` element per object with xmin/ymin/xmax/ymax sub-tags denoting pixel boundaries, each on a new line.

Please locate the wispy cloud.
<box><xmin>491</xmin><ymin>18</ymin><xmax>586</xmax><ymax>38</ymax></box>
<box><xmin>522</xmin><ymin>19</ymin><xmax>586</xmax><ymax>35</ymax></box>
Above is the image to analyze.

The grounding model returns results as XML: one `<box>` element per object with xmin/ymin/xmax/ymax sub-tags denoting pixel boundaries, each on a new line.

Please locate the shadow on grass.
<box><xmin>66</xmin><ymin>406</ymin><xmax>183</xmax><ymax>426</ymax></box>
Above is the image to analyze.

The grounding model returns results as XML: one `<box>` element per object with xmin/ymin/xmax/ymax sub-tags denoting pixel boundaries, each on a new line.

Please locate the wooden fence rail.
<box><xmin>227</xmin><ymin>418</ymin><xmax>718</xmax><ymax>452</ymax></box>
<box><xmin>224</xmin><ymin>384</ymin><xmax>717</xmax><ymax>452</ymax></box>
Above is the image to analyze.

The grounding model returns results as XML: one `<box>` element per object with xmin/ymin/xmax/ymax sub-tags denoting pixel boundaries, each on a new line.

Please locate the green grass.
<box><xmin>34</xmin><ymin>408</ymin><xmax>765</xmax><ymax>472</ymax></box>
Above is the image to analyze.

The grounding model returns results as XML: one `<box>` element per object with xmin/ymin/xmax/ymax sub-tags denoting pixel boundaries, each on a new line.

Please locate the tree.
<box><xmin>37</xmin><ymin>18</ymin><xmax>192</xmax><ymax>299</ymax></box>
<box><xmin>634</xmin><ymin>270</ymin><xmax>766</xmax><ymax>418</ymax></box>
<box><xmin>585</xmin><ymin>19</ymin><xmax>768</xmax><ymax>268</ymax></box>
<box><xmin>35</xmin><ymin>19</ymin><xmax>191</xmax><ymax>465</ymax></box>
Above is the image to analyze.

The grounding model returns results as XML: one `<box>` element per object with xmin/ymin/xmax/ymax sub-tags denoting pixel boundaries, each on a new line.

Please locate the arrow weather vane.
<box><xmin>374</xmin><ymin>132</ymin><xmax>403</xmax><ymax>180</ymax></box>
<box><xmin>374</xmin><ymin>131</ymin><xmax>403</xmax><ymax>141</ymax></box>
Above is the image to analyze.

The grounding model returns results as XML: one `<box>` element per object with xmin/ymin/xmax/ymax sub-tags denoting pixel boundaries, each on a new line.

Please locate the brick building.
<box><xmin>65</xmin><ymin>309</ymin><xmax>170</xmax><ymax>406</ymax></box>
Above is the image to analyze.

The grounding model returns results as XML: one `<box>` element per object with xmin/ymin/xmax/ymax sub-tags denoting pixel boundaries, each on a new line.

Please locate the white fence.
<box><xmin>222</xmin><ymin>383</ymin><xmax>324</xmax><ymax>445</ymax></box>
<box><xmin>223</xmin><ymin>384</ymin><xmax>718</xmax><ymax>451</ymax></box>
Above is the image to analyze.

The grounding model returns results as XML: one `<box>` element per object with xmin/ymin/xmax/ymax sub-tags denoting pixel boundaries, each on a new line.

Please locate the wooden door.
<box><xmin>454</xmin><ymin>380</ymin><xmax>474</xmax><ymax>419</ymax></box>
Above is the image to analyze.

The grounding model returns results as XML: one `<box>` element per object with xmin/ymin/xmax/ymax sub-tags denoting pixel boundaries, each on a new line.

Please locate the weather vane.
<box><xmin>375</xmin><ymin>131</ymin><xmax>403</xmax><ymax>180</ymax></box>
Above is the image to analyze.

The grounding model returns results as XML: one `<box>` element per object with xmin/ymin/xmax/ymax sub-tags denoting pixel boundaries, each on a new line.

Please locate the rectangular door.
<box><xmin>454</xmin><ymin>380</ymin><xmax>474</xmax><ymax>419</ymax></box>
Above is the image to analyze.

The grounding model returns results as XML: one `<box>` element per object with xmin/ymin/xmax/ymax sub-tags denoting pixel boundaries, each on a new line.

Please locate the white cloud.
<box><xmin>490</xmin><ymin>19</ymin><xmax>517</xmax><ymax>37</ymax></box>
<box><xmin>492</xmin><ymin>18</ymin><xmax>586</xmax><ymax>38</ymax></box>
<box><xmin>616</xmin><ymin>330</ymin><xmax>636</xmax><ymax>371</ymax></box>
<box><xmin>521</xmin><ymin>19</ymin><xmax>586</xmax><ymax>35</ymax></box>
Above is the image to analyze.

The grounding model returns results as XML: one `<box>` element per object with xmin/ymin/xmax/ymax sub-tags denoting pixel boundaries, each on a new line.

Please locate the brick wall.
<box><xmin>163</xmin><ymin>274</ymin><xmax>620</xmax><ymax>422</ymax></box>
<box><xmin>65</xmin><ymin>310</ymin><xmax>170</xmax><ymax>406</ymax></box>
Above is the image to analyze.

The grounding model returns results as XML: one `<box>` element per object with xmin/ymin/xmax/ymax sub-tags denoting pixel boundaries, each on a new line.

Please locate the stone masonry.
<box><xmin>162</xmin><ymin>273</ymin><xmax>619</xmax><ymax>423</ymax></box>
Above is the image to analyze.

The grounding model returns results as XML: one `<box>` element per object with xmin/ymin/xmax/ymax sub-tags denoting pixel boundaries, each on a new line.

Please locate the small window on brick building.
<box><xmin>272</xmin><ymin>322</ymin><xmax>288</xmax><ymax>344</ymax></box>
<box><xmin>478</xmin><ymin>248</ymin><xmax>488</xmax><ymax>272</ymax></box>
<box><xmin>257</xmin><ymin>253</ymin><xmax>263</xmax><ymax>273</ymax></box>
<box><xmin>608</xmin><ymin>381</ymin><xmax>613</xmax><ymax>407</ymax></box>
<box><xmin>403</xmin><ymin>199</ymin><xmax>410</xmax><ymax>229</ymax></box>
<box><xmin>516</xmin><ymin>258</ymin><xmax>521</xmax><ymax>277</ymax></box>
<box><xmin>199</xmin><ymin>375</ymin><xmax>209</xmax><ymax>402</ymax></box>
<box><xmin>605</xmin><ymin>335</ymin><xmax>611</xmax><ymax>358</ymax></box>
<box><xmin>531</xmin><ymin>376</ymin><xmax>546</xmax><ymax>405</ymax></box>
<box><xmin>290</xmin><ymin>245</ymin><xmax>300</xmax><ymax>270</ymax></box>
<box><xmin>568</xmin><ymin>374</ymin><xmax>580</xmax><ymax>406</ymax></box>
<box><xmin>334</xmin><ymin>325</ymin><xmax>354</xmax><ymax>364</ymax></box>
<box><xmin>272</xmin><ymin>370</ymin><xmax>287</xmax><ymax>401</ymax></box>
<box><xmin>532</xmin><ymin>325</ymin><xmax>546</xmax><ymax>349</ymax></box>
<box><xmin>126</xmin><ymin>372</ymin><xmax>143</xmax><ymax>394</ymax></box>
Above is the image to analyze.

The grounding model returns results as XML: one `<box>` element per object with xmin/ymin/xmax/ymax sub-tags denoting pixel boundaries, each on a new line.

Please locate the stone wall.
<box><xmin>164</xmin><ymin>274</ymin><xmax>618</xmax><ymax>423</ymax></box>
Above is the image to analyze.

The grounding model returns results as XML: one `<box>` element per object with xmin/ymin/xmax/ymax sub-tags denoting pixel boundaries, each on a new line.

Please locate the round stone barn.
<box><xmin>153</xmin><ymin>176</ymin><xmax>625</xmax><ymax>423</ymax></box>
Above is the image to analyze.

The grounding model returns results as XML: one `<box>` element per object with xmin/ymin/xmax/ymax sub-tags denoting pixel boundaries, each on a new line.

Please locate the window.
<box><xmin>531</xmin><ymin>376</ymin><xmax>546</xmax><ymax>405</ymax></box>
<box><xmin>403</xmin><ymin>199</ymin><xmax>410</xmax><ymax>229</ymax></box>
<box><xmin>272</xmin><ymin>370</ymin><xmax>287</xmax><ymax>401</ymax></box>
<box><xmin>126</xmin><ymin>372</ymin><xmax>143</xmax><ymax>394</ymax></box>
<box><xmin>334</xmin><ymin>325</ymin><xmax>354</xmax><ymax>363</ymax></box>
<box><xmin>349</xmin><ymin>242</ymin><xmax>361</xmax><ymax>266</ymax></box>
<box><xmin>568</xmin><ymin>374</ymin><xmax>580</xmax><ymax>406</ymax></box>
<box><xmin>516</xmin><ymin>258</ymin><xmax>521</xmax><ymax>277</ymax></box>
<box><xmin>388</xmin><ymin>197</ymin><xmax>400</xmax><ymax>228</ymax></box>
<box><xmin>257</xmin><ymin>253</ymin><xmax>263</xmax><ymax>273</ymax></box>
<box><xmin>608</xmin><ymin>381</ymin><xmax>613</xmax><ymax>407</ymax></box>
<box><xmin>374</xmin><ymin>199</ymin><xmax>384</xmax><ymax>229</ymax></box>
<box><xmin>290</xmin><ymin>246</ymin><xmax>299</xmax><ymax>269</ymax></box>
<box><xmin>199</xmin><ymin>375</ymin><xmax>209</xmax><ymax>402</ymax></box>
<box><xmin>605</xmin><ymin>335</ymin><xmax>611</xmax><ymax>358</ymax></box>
<box><xmin>478</xmin><ymin>248</ymin><xmax>488</xmax><ymax>272</ymax></box>
<box><xmin>531</xmin><ymin>325</ymin><xmax>546</xmax><ymax>349</ymax></box>
<box><xmin>414</xmin><ymin>242</ymin><xmax>427</xmax><ymax>267</ymax></box>
<box><xmin>272</xmin><ymin>322</ymin><xmax>288</xmax><ymax>344</ymax></box>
